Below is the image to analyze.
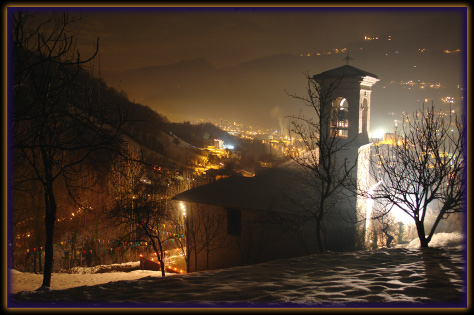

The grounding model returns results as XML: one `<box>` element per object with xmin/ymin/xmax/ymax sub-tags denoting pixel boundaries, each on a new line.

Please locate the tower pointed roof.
<box><xmin>313</xmin><ymin>65</ymin><xmax>378</xmax><ymax>81</ymax></box>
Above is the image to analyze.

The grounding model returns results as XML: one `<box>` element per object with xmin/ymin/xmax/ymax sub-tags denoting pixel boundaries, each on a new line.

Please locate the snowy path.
<box><xmin>9</xmin><ymin>246</ymin><xmax>466</xmax><ymax>308</ymax></box>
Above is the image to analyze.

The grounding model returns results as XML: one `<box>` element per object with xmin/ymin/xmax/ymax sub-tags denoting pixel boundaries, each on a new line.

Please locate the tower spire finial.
<box><xmin>342</xmin><ymin>52</ymin><xmax>354</xmax><ymax>65</ymax></box>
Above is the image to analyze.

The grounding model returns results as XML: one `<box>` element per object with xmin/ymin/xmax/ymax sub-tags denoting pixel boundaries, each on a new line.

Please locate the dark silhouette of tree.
<box><xmin>366</xmin><ymin>103</ymin><xmax>465</xmax><ymax>248</ymax></box>
<box><xmin>11</xmin><ymin>11</ymin><xmax>127</xmax><ymax>289</ymax></box>
<box><xmin>106</xmin><ymin>146</ymin><xmax>190</xmax><ymax>276</ymax></box>
<box><xmin>200</xmin><ymin>206</ymin><xmax>227</xmax><ymax>270</ymax></box>
<box><xmin>381</xmin><ymin>223</ymin><xmax>395</xmax><ymax>248</ymax></box>
<box><xmin>182</xmin><ymin>204</ymin><xmax>205</xmax><ymax>272</ymax></box>
<box><xmin>179</xmin><ymin>202</ymin><xmax>227</xmax><ymax>272</ymax></box>
<box><xmin>286</xmin><ymin>73</ymin><xmax>358</xmax><ymax>253</ymax></box>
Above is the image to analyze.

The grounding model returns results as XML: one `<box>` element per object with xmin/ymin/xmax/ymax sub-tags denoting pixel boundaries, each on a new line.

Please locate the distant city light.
<box><xmin>364</xmin><ymin>36</ymin><xmax>380</xmax><ymax>41</ymax></box>
<box><xmin>443</xmin><ymin>49</ymin><xmax>461</xmax><ymax>54</ymax></box>
<box><xmin>442</xmin><ymin>96</ymin><xmax>455</xmax><ymax>104</ymax></box>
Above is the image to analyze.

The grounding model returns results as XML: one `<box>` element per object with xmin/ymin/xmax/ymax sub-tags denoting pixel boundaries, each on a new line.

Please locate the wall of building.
<box><xmin>184</xmin><ymin>202</ymin><xmax>317</xmax><ymax>273</ymax></box>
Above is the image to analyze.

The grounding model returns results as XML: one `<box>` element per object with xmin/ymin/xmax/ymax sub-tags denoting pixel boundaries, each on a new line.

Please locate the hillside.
<box><xmin>72</xmin><ymin>68</ymin><xmax>243</xmax><ymax>171</ymax></box>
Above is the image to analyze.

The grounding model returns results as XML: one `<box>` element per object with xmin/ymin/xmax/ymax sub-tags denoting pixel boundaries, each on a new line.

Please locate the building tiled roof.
<box><xmin>172</xmin><ymin>159</ymin><xmax>317</xmax><ymax>214</ymax></box>
<box><xmin>313</xmin><ymin>65</ymin><xmax>378</xmax><ymax>81</ymax></box>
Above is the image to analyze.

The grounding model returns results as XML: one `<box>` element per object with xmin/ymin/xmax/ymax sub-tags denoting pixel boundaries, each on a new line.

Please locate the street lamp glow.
<box><xmin>180</xmin><ymin>202</ymin><xmax>186</xmax><ymax>217</ymax></box>
<box><xmin>374</xmin><ymin>129</ymin><xmax>386</xmax><ymax>139</ymax></box>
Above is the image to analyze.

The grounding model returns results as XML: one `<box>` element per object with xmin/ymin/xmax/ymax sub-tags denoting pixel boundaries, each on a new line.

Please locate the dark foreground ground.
<box><xmin>10</xmin><ymin>246</ymin><xmax>467</xmax><ymax>309</ymax></box>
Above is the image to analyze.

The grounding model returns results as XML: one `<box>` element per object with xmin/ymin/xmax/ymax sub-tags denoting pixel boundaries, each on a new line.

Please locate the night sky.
<box><xmin>69</xmin><ymin>7</ymin><xmax>461</xmax><ymax>71</ymax></box>
<box><xmin>18</xmin><ymin>5</ymin><xmax>467</xmax><ymax>133</ymax></box>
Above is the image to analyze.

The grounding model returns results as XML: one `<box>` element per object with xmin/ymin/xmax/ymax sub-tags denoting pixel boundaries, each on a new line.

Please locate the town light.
<box><xmin>180</xmin><ymin>202</ymin><xmax>187</xmax><ymax>217</ymax></box>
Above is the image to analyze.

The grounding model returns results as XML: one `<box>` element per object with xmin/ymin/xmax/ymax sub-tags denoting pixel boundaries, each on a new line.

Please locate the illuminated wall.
<box><xmin>356</xmin><ymin>143</ymin><xmax>374</xmax><ymax>248</ymax></box>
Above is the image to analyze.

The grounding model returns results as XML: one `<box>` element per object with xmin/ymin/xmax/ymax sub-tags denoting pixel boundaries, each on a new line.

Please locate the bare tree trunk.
<box><xmin>315</xmin><ymin>219</ymin><xmax>324</xmax><ymax>253</ymax></box>
<box><xmin>194</xmin><ymin>250</ymin><xmax>198</xmax><ymax>272</ymax></box>
<box><xmin>148</xmin><ymin>237</ymin><xmax>166</xmax><ymax>277</ymax></box>
<box><xmin>38</xmin><ymin>248</ymin><xmax>42</xmax><ymax>273</ymax></box>
<box><xmin>416</xmin><ymin>220</ymin><xmax>429</xmax><ymax>248</ymax></box>
<box><xmin>36</xmin><ymin>221</ymin><xmax>43</xmax><ymax>274</ymax></box>
<box><xmin>185</xmin><ymin>216</ymin><xmax>190</xmax><ymax>273</ymax></box>
<box><xmin>41</xmin><ymin>184</ymin><xmax>57</xmax><ymax>288</ymax></box>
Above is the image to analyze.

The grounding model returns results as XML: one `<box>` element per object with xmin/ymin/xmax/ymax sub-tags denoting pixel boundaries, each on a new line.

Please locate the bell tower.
<box><xmin>312</xmin><ymin>63</ymin><xmax>379</xmax><ymax>250</ymax></box>
<box><xmin>313</xmin><ymin>64</ymin><xmax>379</xmax><ymax>146</ymax></box>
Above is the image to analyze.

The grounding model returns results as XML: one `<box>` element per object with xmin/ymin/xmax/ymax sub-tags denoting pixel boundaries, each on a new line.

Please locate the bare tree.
<box><xmin>11</xmin><ymin>11</ymin><xmax>127</xmax><ymax>289</ymax></box>
<box><xmin>133</xmin><ymin>195</ymin><xmax>171</xmax><ymax>277</ymax></box>
<box><xmin>200</xmin><ymin>207</ymin><xmax>227</xmax><ymax>270</ymax></box>
<box><xmin>183</xmin><ymin>204</ymin><xmax>205</xmax><ymax>272</ymax></box>
<box><xmin>106</xmin><ymin>146</ymin><xmax>190</xmax><ymax>276</ymax></box>
<box><xmin>286</xmin><ymin>73</ymin><xmax>358</xmax><ymax>253</ymax></box>
<box><xmin>367</xmin><ymin>103</ymin><xmax>465</xmax><ymax>248</ymax></box>
<box><xmin>367</xmin><ymin>202</ymin><xmax>397</xmax><ymax>249</ymax></box>
<box><xmin>181</xmin><ymin>203</ymin><xmax>227</xmax><ymax>271</ymax></box>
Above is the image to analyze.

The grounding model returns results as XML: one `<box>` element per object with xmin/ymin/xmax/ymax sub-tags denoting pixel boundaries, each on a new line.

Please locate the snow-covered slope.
<box><xmin>9</xmin><ymin>233</ymin><xmax>466</xmax><ymax>308</ymax></box>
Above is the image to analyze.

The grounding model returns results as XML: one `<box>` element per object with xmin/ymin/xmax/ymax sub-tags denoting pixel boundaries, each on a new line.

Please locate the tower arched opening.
<box><xmin>330</xmin><ymin>97</ymin><xmax>349</xmax><ymax>138</ymax></box>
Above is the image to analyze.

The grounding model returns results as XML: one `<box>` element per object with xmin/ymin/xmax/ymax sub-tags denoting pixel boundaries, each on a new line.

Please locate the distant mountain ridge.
<box><xmin>102</xmin><ymin>16</ymin><xmax>464</xmax><ymax>131</ymax></box>
<box><xmin>121</xmin><ymin>58</ymin><xmax>217</xmax><ymax>75</ymax></box>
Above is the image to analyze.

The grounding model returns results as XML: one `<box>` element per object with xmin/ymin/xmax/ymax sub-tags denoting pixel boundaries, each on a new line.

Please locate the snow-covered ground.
<box><xmin>8</xmin><ymin>232</ymin><xmax>467</xmax><ymax>308</ymax></box>
<box><xmin>8</xmin><ymin>261</ymin><xmax>164</xmax><ymax>295</ymax></box>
